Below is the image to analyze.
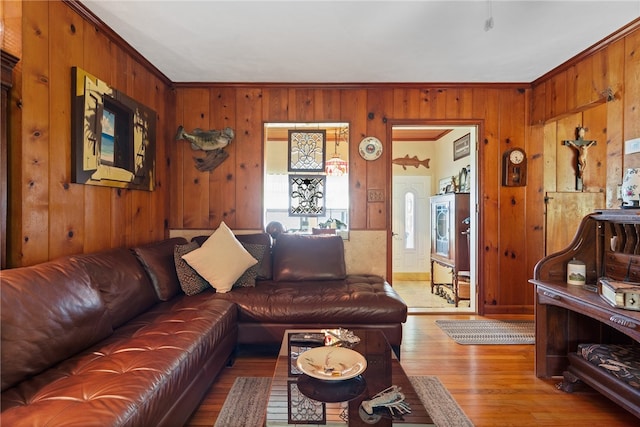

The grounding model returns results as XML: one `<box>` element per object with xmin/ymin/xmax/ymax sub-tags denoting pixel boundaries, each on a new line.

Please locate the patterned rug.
<box><xmin>215</xmin><ymin>376</ymin><xmax>473</xmax><ymax>427</ymax></box>
<box><xmin>435</xmin><ymin>319</ymin><xmax>535</xmax><ymax>345</ymax></box>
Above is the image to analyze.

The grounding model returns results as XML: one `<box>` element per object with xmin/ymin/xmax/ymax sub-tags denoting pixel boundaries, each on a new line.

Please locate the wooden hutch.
<box><xmin>530</xmin><ymin>210</ymin><xmax>640</xmax><ymax>418</ymax></box>
<box><xmin>429</xmin><ymin>193</ymin><xmax>470</xmax><ymax>307</ymax></box>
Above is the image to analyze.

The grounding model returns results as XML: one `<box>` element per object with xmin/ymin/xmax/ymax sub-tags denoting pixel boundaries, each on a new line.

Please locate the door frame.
<box><xmin>385</xmin><ymin>118</ymin><xmax>484</xmax><ymax>314</ymax></box>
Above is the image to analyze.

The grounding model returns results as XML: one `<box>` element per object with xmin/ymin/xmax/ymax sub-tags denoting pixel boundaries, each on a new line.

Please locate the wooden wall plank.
<box><xmin>110</xmin><ymin>45</ymin><xmax>133</xmax><ymax>248</ymax></box>
<box><xmin>343</xmin><ymin>89</ymin><xmax>367</xmax><ymax>230</ymax></box>
<box><xmin>48</xmin><ymin>3</ymin><xmax>84</xmax><ymax>258</ymax></box>
<box><xmin>289</xmin><ymin>88</ymin><xmax>314</xmax><ymax>122</ymax></box>
<box><xmin>497</xmin><ymin>88</ymin><xmax>528</xmax><ymax>308</ymax></box>
<box><xmin>624</xmin><ymin>27</ymin><xmax>640</xmax><ymax>149</ymax></box>
<box><xmin>262</xmin><ymin>87</ymin><xmax>289</xmax><ymax>122</ymax></box>
<box><xmin>18</xmin><ymin>0</ymin><xmax>50</xmax><ymax>266</ymax></box>
<box><xmin>565</xmin><ymin>65</ymin><xmax>578</xmax><ymax>112</ymax></box>
<box><xmin>171</xmin><ymin>89</ymin><xmax>185</xmax><ymax>228</ymax></box>
<box><xmin>82</xmin><ymin>11</ymin><xmax>113</xmax><ymax>253</ymax></box>
<box><xmin>392</xmin><ymin>88</ymin><xmax>421</xmax><ymax>118</ymax></box>
<box><xmin>235</xmin><ymin>88</ymin><xmax>263</xmax><ymax>229</ymax></box>
<box><xmin>543</xmin><ymin>122</ymin><xmax>557</xmax><ymax>192</ymax></box>
<box><xmin>180</xmin><ymin>87</ymin><xmax>210</xmax><ymax>228</ymax></box>
<box><xmin>530</xmin><ymin>83</ymin><xmax>546</xmax><ymax>125</ymax></box>
<box><xmin>556</xmin><ymin>113</ymin><xmax>582</xmax><ymax>192</ymax></box>
<box><xmin>524</xmin><ymin>88</ymin><xmax>545</xmax><ymax>307</ymax></box>
<box><xmin>605</xmin><ymin>39</ymin><xmax>625</xmax><ymax>208</ymax></box>
<box><xmin>472</xmin><ymin>87</ymin><xmax>500</xmax><ymax>310</ymax></box>
<box><xmin>209</xmin><ymin>87</ymin><xmax>237</xmax><ymax>228</ymax></box>
<box><xmin>546</xmin><ymin>73</ymin><xmax>567</xmax><ymax>120</ymax></box>
<box><xmin>314</xmin><ymin>88</ymin><xmax>341</xmax><ymax>121</ymax></box>
<box><xmin>582</xmin><ymin>103</ymin><xmax>607</xmax><ymax>193</ymax></box>
<box><xmin>365</xmin><ymin>88</ymin><xmax>391</xmax><ymax>230</ymax></box>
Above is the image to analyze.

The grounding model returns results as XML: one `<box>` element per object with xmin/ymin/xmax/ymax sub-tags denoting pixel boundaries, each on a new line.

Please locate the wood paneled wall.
<box><xmin>172</xmin><ymin>84</ymin><xmax>534</xmax><ymax>313</ymax></box>
<box><xmin>6</xmin><ymin>1</ymin><xmax>172</xmax><ymax>267</ymax></box>
<box><xmin>6</xmin><ymin>1</ymin><xmax>639</xmax><ymax>313</ymax></box>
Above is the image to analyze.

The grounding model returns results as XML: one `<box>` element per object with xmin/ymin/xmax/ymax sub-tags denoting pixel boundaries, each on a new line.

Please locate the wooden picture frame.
<box><xmin>71</xmin><ymin>67</ymin><xmax>156</xmax><ymax>191</ymax></box>
<box><xmin>453</xmin><ymin>133</ymin><xmax>471</xmax><ymax>161</ymax></box>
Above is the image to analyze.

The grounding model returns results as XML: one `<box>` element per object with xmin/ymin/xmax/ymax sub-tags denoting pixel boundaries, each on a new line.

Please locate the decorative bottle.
<box><xmin>621</xmin><ymin>168</ymin><xmax>640</xmax><ymax>208</ymax></box>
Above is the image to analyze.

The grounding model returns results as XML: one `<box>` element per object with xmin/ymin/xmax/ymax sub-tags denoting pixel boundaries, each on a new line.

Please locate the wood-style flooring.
<box><xmin>184</xmin><ymin>314</ymin><xmax>637</xmax><ymax>427</ymax></box>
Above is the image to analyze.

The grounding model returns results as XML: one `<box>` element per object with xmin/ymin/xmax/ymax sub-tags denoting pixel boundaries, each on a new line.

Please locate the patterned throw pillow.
<box><xmin>174</xmin><ymin>241</ymin><xmax>210</xmax><ymax>296</ymax></box>
<box><xmin>234</xmin><ymin>243</ymin><xmax>267</xmax><ymax>288</ymax></box>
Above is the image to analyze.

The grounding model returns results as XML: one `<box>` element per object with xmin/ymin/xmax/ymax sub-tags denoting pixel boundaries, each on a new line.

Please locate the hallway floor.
<box><xmin>392</xmin><ymin>280</ymin><xmax>472</xmax><ymax>313</ymax></box>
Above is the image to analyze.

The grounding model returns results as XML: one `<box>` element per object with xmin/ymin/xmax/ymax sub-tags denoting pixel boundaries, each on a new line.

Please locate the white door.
<box><xmin>392</xmin><ymin>177</ymin><xmax>430</xmax><ymax>273</ymax></box>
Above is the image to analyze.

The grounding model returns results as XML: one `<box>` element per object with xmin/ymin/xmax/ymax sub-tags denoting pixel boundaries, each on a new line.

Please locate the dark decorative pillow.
<box><xmin>133</xmin><ymin>237</ymin><xmax>188</xmax><ymax>301</ymax></box>
<box><xmin>174</xmin><ymin>241</ymin><xmax>210</xmax><ymax>296</ymax></box>
<box><xmin>234</xmin><ymin>243</ymin><xmax>267</xmax><ymax>288</ymax></box>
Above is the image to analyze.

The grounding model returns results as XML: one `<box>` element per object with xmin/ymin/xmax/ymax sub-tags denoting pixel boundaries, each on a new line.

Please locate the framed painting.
<box><xmin>453</xmin><ymin>133</ymin><xmax>471</xmax><ymax>161</ymax></box>
<box><xmin>71</xmin><ymin>67</ymin><xmax>156</xmax><ymax>191</ymax></box>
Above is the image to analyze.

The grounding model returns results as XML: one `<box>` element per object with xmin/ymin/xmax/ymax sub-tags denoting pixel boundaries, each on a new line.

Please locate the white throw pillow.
<box><xmin>181</xmin><ymin>222</ymin><xmax>258</xmax><ymax>293</ymax></box>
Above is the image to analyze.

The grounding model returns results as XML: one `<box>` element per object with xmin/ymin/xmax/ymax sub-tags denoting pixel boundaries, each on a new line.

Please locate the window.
<box><xmin>264</xmin><ymin>123</ymin><xmax>349</xmax><ymax>236</ymax></box>
<box><xmin>405</xmin><ymin>191</ymin><xmax>415</xmax><ymax>249</ymax></box>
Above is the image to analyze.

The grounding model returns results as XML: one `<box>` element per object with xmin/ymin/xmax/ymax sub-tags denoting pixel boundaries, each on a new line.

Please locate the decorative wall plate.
<box><xmin>359</xmin><ymin>137</ymin><xmax>383</xmax><ymax>161</ymax></box>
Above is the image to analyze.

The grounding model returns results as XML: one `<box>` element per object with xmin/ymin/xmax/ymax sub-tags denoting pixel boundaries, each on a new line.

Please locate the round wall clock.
<box><xmin>359</xmin><ymin>137</ymin><xmax>383</xmax><ymax>161</ymax></box>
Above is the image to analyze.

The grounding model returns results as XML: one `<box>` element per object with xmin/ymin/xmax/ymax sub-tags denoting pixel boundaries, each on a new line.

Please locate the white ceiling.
<box><xmin>80</xmin><ymin>1</ymin><xmax>639</xmax><ymax>84</ymax></box>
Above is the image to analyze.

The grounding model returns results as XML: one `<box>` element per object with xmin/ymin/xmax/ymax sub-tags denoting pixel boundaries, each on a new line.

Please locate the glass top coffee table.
<box><xmin>264</xmin><ymin>329</ymin><xmax>434</xmax><ymax>426</ymax></box>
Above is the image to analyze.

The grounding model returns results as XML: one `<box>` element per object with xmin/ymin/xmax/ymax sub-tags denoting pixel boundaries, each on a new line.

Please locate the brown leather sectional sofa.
<box><xmin>1</xmin><ymin>232</ymin><xmax>407</xmax><ymax>426</ymax></box>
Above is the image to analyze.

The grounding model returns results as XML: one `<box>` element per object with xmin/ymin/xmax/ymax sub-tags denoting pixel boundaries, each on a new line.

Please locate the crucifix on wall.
<box><xmin>562</xmin><ymin>127</ymin><xmax>597</xmax><ymax>191</ymax></box>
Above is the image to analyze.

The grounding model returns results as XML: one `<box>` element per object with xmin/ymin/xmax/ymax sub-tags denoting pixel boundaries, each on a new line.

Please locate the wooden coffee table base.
<box><xmin>264</xmin><ymin>329</ymin><xmax>434</xmax><ymax>426</ymax></box>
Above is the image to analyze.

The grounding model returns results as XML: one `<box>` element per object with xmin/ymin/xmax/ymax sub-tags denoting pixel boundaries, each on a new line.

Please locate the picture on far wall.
<box><xmin>71</xmin><ymin>67</ymin><xmax>156</xmax><ymax>191</ymax></box>
<box><xmin>453</xmin><ymin>133</ymin><xmax>471</xmax><ymax>161</ymax></box>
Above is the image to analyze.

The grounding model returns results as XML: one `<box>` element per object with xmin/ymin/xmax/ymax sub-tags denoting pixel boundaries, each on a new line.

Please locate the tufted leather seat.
<box><xmin>1</xmin><ymin>240</ymin><xmax>238</xmax><ymax>427</ymax></box>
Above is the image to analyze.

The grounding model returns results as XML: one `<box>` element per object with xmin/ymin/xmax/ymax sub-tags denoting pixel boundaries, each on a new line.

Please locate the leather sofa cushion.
<box><xmin>272</xmin><ymin>234</ymin><xmax>346</xmax><ymax>281</ymax></box>
<box><xmin>1</xmin><ymin>293</ymin><xmax>237</xmax><ymax>426</ymax></box>
<box><xmin>79</xmin><ymin>248</ymin><xmax>160</xmax><ymax>329</ymax></box>
<box><xmin>133</xmin><ymin>237</ymin><xmax>188</xmax><ymax>301</ymax></box>
<box><xmin>1</xmin><ymin>257</ymin><xmax>113</xmax><ymax>391</ymax></box>
<box><xmin>214</xmin><ymin>274</ymin><xmax>407</xmax><ymax>324</ymax></box>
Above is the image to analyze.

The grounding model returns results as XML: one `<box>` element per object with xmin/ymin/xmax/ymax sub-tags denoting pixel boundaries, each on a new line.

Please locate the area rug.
<box><xmin>435</xmin><ymin>319</ymin><xmax>534</xmax><ymax>345</ymax></box>
<box><xmin>215</xmin><ymin>376</ymin><xmax>473</xmax><ymax>427</ymax></box>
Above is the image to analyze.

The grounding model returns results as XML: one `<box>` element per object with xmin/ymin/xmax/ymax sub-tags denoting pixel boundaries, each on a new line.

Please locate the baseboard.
<box><xmin>483</xmin><ymin>305</ymin><xmax>534</xmax><ymax>315</ymax></box>
<box><xmin>393</xmin><ymin>272</ymin><xmax>431</xmax><ymax>281</ymax></box>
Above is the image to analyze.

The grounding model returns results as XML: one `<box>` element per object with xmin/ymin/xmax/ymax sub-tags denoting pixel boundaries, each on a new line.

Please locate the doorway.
<box><xmin>389</xmin><ymin>123</ymin><xmax>477</xmax><ymax>313</ymax></box>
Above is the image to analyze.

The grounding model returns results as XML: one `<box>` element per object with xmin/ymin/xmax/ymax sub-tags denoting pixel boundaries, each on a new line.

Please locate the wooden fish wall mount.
<box><xmin>392</xmin><ymin>155</ymin><xmax>430</xmax><ymax>170</ymax></box>
<box><xmin>175</xmin><ymin>125</ymin><xmax>235</xmax><ymax>172</ymax></box>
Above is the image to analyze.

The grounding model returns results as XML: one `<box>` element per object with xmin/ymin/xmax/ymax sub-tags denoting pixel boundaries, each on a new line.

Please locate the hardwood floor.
<box><xmin>184</xmin><ymin>314</ymin><xmax>637</xmax><ymax>427</ymax></box>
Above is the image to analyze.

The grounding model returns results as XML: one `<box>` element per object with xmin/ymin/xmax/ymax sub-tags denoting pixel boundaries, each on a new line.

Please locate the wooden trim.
<box><xmin>533</xmin><ymin>17</ymin><xmax>640</xmax><ymax>86</ymax></box>
<box><xmin>174</xmin><ymin>81</ymin><xmax>531</xmax><ymax>90</ymax></box>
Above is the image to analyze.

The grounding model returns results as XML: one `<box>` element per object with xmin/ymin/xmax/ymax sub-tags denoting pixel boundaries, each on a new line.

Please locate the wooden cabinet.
<box><xmin>429</xmin><ymin>193</ymin><xmax>470</xmax><ymax>306</ymax></box>
<box><xmin>530</xmin><ymin>210</ymin><xmax>640</xmax><ymax>418</ymax></box>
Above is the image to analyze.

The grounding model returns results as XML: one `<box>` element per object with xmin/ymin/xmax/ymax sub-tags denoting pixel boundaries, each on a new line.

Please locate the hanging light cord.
<box><xmin>484</xmin><ymin>0</ymin><xmax>494</xmax><ymax>32</ymax></box>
